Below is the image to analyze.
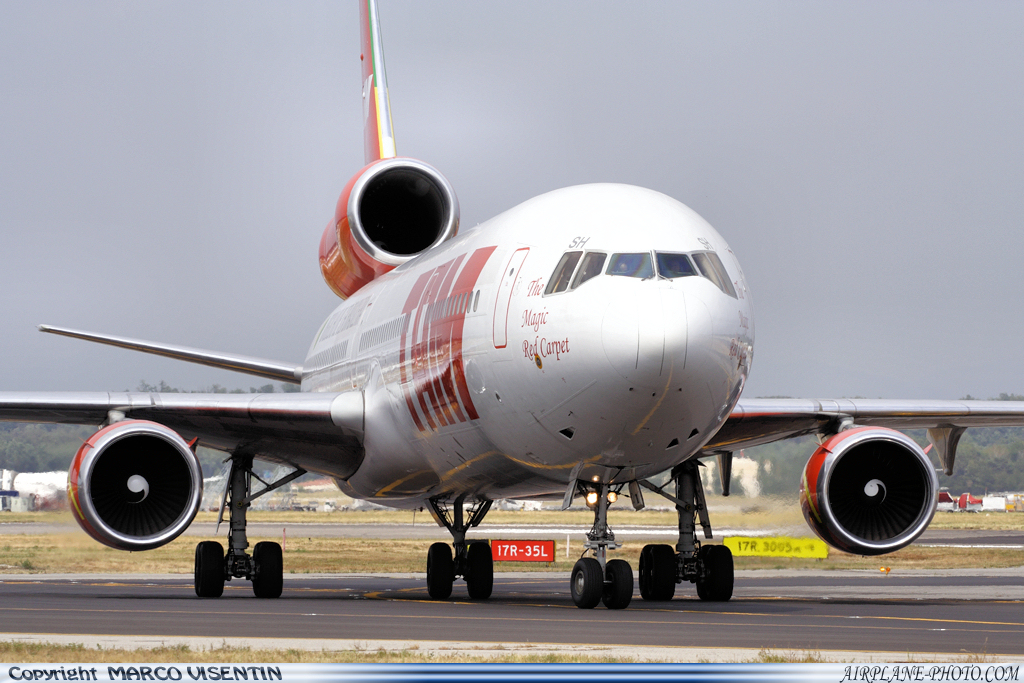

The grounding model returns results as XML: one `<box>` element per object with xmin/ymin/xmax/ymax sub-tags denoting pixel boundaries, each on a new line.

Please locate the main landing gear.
<box><xmin>637</xmin><ymin>460</ymin><xmax>734</xmax><ymax>603</ymax></box>
<box><xmin>424</xmin><ymin>494</ymin><xmax>494</xmax><ymax>600</ymax></box>
<box><xmin>194</xmin><ymin>454</ymin><xmax>306</xmax><ymax>599</ymax></box>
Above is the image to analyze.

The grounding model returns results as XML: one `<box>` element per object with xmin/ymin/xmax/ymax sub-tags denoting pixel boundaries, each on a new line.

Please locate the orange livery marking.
<box><xmin>399</xmin><ymin>246</ymin><xmax>496</xmax><ymax>432</ymax></box>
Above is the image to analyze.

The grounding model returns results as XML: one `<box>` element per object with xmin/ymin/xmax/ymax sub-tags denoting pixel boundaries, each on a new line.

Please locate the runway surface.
<box><xmin>1</xmin><ymin>569</ymin><xmax>1022</xmax><ymax>658</ymax></box>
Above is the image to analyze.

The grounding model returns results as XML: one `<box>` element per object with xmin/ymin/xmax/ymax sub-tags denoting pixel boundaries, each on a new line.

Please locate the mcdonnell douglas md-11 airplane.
<box><xmin>3</xmin><ymin>1</ymin><xmax>1024</xmax><ymax>608</ymax></box>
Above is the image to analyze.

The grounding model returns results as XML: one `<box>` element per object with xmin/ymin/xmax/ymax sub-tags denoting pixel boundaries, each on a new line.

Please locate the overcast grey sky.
<box><xmin>1</xmin><ymin>1</ymin><xmax>1022</xmax><ymax>400</ymax></box>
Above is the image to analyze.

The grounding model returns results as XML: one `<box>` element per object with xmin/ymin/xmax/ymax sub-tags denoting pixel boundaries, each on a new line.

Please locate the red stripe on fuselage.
<box><xmin>428</xmin><ymin>254</ymin><xmax>466</xmax><ymax>427</ymax></box>
<box><xmin>450</xmin><ymin>247</ymin><xmax>497</xmax><ymax>420</ymax></box>
<box><xmin>416</xmin><ymin>262</ymin><xmax>452</xmax><ymax>428</ymax></box>
<box><xmin>400</xmin><ymin>271</ymin><xmax>432</xmax><ymax>432</ymax></box>
<box><xmin>399</xmin><ymin>246</ymin><xmax>496</xmax><ymax>433</ymax></box>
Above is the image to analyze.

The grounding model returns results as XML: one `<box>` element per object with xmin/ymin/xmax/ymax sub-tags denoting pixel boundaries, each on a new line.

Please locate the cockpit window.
<box><xmin>607</xmin><ymin>252</ymin><xmax>653</xmax><ymax>279</ymax></box>
<box><xmin>692</xmin><ymin>251</ymin><xmax>738</xmax><ymax>298</ymax></box>
<box><xmin>544</xmin><ymin>251</ymin><xmax>583</xmax><ymax>295</ymax></box>
<box><xmin>655</xmin><ymin>252</ymin><xmax>698</xmax><ymax>279</ymax></box>
<box><xmin>571</xmin><ymin>252</ymin><xmax>607</xmax><ymax>289</ymax></box>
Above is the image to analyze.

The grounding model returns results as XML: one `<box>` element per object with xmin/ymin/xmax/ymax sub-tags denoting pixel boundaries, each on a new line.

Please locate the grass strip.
<box><xmin>0</xmin><ymin>533</ymin><xmax>1020</xmax><ymax>574</ymax></box>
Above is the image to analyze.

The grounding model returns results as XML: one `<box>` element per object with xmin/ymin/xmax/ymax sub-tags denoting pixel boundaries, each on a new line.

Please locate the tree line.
<box><xmin>0</xmin><ymin>381</ymin><xmax>299</xmax><ymax>476</ymax></box>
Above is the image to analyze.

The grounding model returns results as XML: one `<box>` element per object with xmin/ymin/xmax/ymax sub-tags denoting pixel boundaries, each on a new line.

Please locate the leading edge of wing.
<box><xmin>39</xmin><ymin>325</ymin><xmax>302</xmax><ymax>384</ymax></box>
<box><xmin>0</xmin><ymin>390</ymin><xmax>364</xmax><ymax>477</ymax></box>
<box><xmin>0</xmin><ymin>390</ymin><xmax>361</xmax><ymax>433</ymax></box>
<box><xmin>705</xmin><ymin>397</ymin><xmax>1024</xmax><ymax>452</ymax></box>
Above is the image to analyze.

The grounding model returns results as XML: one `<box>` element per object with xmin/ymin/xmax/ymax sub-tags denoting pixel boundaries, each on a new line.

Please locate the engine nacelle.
<box><xmin>319</xmin><ymin>157</ymin><xmax>459</xmax><ymax>299</ymax></box>
<box><xmin>800</xmin><ymin>426</ymin><xmax>938</xmax><ymax>556</ymax></box>
<box><xmin>68</xmin><ymin>420</ymin><xmax>203</xmax><ymax>551</ymax></box>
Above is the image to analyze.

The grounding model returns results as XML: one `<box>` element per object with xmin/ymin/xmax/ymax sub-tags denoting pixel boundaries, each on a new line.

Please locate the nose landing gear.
<box><xmin>567</xmin><ymin>481</ymin><xmax>634</xmax><ymax>609</ymax></box>
<box><xmin>424</xmin><ymin>494</ymin><xmax>494</xmax><ymax>600</ymax></box>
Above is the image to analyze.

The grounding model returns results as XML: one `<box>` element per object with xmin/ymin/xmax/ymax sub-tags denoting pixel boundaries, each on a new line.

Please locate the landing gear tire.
<box><xmin>696</xmin><ymin>544</ymin><xmax>734</xmax><ymax>602</ymax></box>
<box><xmin>466</xmin><ymin>541</ymin><xmax>493</xmax><ymax>600</ymax></box>
<box><xmin>639</xmin><ymin>546</ymin><xmax>653</xmax><ymax>600</ymax></box>
<box><xmin>639</xmin><ymin>544</ymin><xmax>675</xmax><ymax>601</ymax></box>
<box><xmin>602</xmin><ymin>558</ymin><xmax>633</xmax><ymax>609</ymax></box>
<box><xmin>426</xmin><ymin>542</ymin><xmax>454</xmax><ymax>600</ymax></box>
<box><xmin>252</xmin><ymin>541</ymin><xmax>283</xmax><ymax>599</ymax></box>
<box><xmin>194</xmin><ymin>541</ymin><xmax>224</xmax><ymax>598</ymax></box>
<box><xmin>570</xmin><ymin>557</ymin><xmax>603</xmax><ymax>609</ymax></box>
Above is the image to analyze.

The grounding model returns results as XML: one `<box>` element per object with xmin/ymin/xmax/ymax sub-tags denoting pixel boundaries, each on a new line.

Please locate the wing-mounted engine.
<box><xmin>319</xmin><ymin>158</ymin><xmax>460</xmax><ymax>299</ymax></box>
<box><xmin>68</xmin><ymin>420</ymin><xmax>203</xmax><ymax>551</ymax></box>
<box><xmin>800</xmin><ymin>426</ymin><xmax>938</xmax><ymax>555</ymax></box>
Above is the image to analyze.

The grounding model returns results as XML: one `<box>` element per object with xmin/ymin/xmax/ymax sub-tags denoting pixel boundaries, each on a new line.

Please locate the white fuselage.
<box><xmin>302</xmin><ymin>184</ymin><xmax>753</xmax><ymax>506</ymax></box>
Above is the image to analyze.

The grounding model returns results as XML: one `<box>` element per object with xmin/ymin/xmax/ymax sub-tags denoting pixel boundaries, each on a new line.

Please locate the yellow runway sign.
<box><xmin>724</xmin><ymin>536</ymin><xmax>828</xmax><ymax>559</ymax></box>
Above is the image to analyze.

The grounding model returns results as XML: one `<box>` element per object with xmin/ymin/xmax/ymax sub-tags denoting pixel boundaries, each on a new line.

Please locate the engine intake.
<box><xmin>800</xmin><ymin>426</ymin><xmax>938</xmax><ymax>555</ymax></box>
<box><xmin>68</xmin><ymin>420</ymin><xmax>203</xmax><ymax>551</ymax></box>
<box><xmin>320</xmin><ymin>157</ymin><xmax>459</xmax><ymax>298</ymax></box>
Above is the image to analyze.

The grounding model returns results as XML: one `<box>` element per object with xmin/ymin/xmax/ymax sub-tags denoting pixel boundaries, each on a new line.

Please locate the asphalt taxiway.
<box><xmin>1</xmin><ymin>569</ymin><xmax>1022</xmax><ymax>659</ymax></box>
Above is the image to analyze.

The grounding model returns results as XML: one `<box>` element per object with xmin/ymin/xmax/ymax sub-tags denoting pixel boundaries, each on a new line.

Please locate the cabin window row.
<box><xmin>424</xmin><ymin>289</ymin><xmax>481</xmax><ymax>323</ymax></box>
<box><xmin>359</xmin><ymin>314</ymin><xmax>408</xmax><ymax>353</ymax></box>
<box><xmin>310</xmin><ymin>338</ymin><xmax>350</xmax><ymax>372</ymax></box>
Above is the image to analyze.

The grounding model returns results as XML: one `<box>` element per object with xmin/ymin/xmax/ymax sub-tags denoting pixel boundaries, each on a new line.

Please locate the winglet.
<box><xmin>361</xmin><ymin>0</ymin><xmax>396</xmax><ymax>163</ymax></box>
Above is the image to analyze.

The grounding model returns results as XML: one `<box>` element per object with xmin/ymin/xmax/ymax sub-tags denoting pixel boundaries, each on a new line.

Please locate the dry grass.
<box><xmin>8</xmin><ymin>506</ymin><xmax>1024</xmax><ymax>529</ymax></box>
<box><xmin>927</xmin><ymin>511</ymin><xmax>1024</xmax><ymax>530</ymax></box>
<box><xmin>0</xmin><ymin>642</ymin><xmax>642</xmax><ymax>664</ymax></box>
<box><xmin>0</xmin><ymin>531</ymin><xmax>1020</xmax><ymax>575</ymax></box>
<box><xmin>0</xmin><ymin>641</ymin><xmax>1000</xmax><ymax>664</ymax></box>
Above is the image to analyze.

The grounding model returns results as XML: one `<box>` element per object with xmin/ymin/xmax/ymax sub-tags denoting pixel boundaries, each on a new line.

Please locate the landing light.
<box><xmin>607</xmin><ymin>491</ymin><xmax>617</xmax><ymax>504</ymax></box>
<box><xmin>585</xmin><ymin>491</ymin><xmax>599</xmax><ymax>507</ymax></box>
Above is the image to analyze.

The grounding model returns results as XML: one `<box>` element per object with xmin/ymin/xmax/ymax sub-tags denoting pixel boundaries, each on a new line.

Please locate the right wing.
<box><xmin>0</xmin><ymin>391</ymin><xmax>365</xmax><ymax>478</ymax></box>
<box><xmin>705</xmin><ymin>397</ymin><xmax>1024</xmax><ymax>474</ymax></box>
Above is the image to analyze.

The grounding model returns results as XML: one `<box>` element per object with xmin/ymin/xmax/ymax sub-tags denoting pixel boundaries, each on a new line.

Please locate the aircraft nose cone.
<box><xmin>601</xmin><ymin>285</ymin><xmax>671</xmax><ymax>385</ymax></box>
<box><xmin>661</xmin><ymin>287</ymin><xmax>687</xmax><ymax>371</ymax></box>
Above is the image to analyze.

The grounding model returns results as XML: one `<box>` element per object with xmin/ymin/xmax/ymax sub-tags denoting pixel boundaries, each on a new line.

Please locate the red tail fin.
<box><xmin>360</xmin><ymin>0</ymin><xmax>396</xmax><ymax>163</ymax></box>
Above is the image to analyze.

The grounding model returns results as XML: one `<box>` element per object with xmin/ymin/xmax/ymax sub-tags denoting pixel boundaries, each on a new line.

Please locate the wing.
<box><xmin>0</xmin><ymin>391</ymin><xmax>365</xmax><ymax>478</ymax></box>
<box><xmin>38</xmin><ymin>325</ymin><xmax>302</xmax><ymax>385</ymax></box>
<box><xmin>705</xmin><ymin>397</ymin><xmax>1024</xmax><ymax>474</ymax></box>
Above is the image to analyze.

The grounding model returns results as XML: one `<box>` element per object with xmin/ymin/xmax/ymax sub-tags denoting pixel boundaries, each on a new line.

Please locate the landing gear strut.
<box><xmin>425</xmin><ymin>494</ymin><xmax>493</xmax><ymax>600</ymax></box>
<box><xmin>638</xmin><ymin>459</ymin><xmax>733</xmax><ymax>602</ymax></box>
<box><xmin>194</xmin><ymin>454</ymin><xmax>305</xmax><ymax>599</ymax></box>
<box><xmin>569</xmin><ymin>481</ymin><xmax>633</xmax><ymax>610</ymax></box>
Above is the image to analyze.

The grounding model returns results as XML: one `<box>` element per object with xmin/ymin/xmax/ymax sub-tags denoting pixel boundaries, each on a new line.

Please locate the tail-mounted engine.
<box><xmin>800</xmin><ymin>426</ymin><xmax>938</xmax><ymax>555</ymax></box>
<box><xmin>319</xmin><ymin>157</ymin><xmax>460</xmax><ymax>299</ymax></box>
<box><xmin>68</xmin><ymin>420</ymin><xmax>203</xmax><ymax>551</ymax></box>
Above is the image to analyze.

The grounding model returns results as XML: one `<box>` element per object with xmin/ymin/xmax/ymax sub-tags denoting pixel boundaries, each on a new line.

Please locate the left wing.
<box><xmin>705</xmin><ymin>397</ymin><xmax>1024</xmax><ymax>474</ymax></box>
<box><xmin>0</xmin><ymin>391</ymin><xmax>365</xmax><ymax>477</ymax></box>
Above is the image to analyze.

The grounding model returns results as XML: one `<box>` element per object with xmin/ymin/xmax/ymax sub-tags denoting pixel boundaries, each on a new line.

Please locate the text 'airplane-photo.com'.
<box><xmin>2</xmin><ymin>1</ymin><xmax>1024</xmax><ymax>608</ymax></box>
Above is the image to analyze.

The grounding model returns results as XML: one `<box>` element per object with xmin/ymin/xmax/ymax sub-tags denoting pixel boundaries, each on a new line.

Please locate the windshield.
<box><xmin>544</xmin><ymin>251</ymin><xmax>583</xmax><ymax>295</ymax></box>
<box><xmin>655</xmin><ymin>252</ymin><xmax>698</xmax><ymax>278</ymax></box>
<box><xmin>571</xmin><ymin>252</ymin><xmax>607</xmax><ymax>289</ymax></box>
<box><xmin>607</xmin><ymin>252</ymin><xmax>653</xmax><ymax>279</ymax></box>
<box><xmin>692</xmin><ymin>251</ymin><xmax>738</xmax><ymax>298</ymax></box>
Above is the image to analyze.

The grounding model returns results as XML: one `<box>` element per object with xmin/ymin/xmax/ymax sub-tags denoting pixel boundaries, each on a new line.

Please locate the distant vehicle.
<box><xmin>936</xmin><ymin>491</ymin><xmax>956</xmax><ymax>513</ymax></box>
<box><xmin>958</xmin><ymin>493</ymin><xmax>984</xmax><ymax>512</ymax></box>
<box><xmin>982</xmin><ymin>496</ymin><xmax>1007</xmax><ymax>512</ymax></box>
<box><xmin>0</xmin><ymin>469</ymin><xmax>66</xmax><ymax>511</ymax></box>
